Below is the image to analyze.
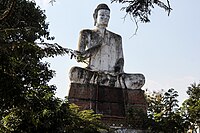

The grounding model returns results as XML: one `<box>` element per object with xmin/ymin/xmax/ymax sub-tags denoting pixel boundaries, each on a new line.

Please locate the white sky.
<box><xmin>35</xmin><ymin>0</ymin><xmax>200</xmax><ymax>104</ymax></box>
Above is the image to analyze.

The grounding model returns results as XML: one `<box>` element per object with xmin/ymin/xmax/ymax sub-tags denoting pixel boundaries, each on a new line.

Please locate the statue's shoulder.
<box><xmin>79</xmin><ymin>29</ymin><xmax>94</xmax><ymax>35</ymax></box>
<box><xmin>107</xmin><ymin>30</ymin><xmax>122</xmax><ymax>40</ymax></box>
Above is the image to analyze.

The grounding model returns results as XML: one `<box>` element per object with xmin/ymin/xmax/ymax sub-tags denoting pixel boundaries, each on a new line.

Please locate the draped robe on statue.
<box><xmin>69</xmin><ymin>29</ymin><xmax>145</xmax><ymax>89</ymax></box>
<box><xmin>78</xmin><ymin>29</ymin><xmax>124</xmax><ymax>73</ymax></box>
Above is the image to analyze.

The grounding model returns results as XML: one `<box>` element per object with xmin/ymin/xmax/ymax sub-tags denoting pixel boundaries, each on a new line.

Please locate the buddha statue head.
<box><xmin>93</xmin><ymin>3</ymin><xmax>110</xmax><ymax>28</ymax></box>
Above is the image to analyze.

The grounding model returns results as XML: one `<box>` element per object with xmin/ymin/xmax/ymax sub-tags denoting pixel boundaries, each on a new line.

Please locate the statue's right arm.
<box><xmin>77</xmin><ymin>30</ymin><xmax>87</xmax><ymax>53</ymax></box>
<box><xmin>77</xmin><ymin>30</ymin><xmax>91</xmax><ymax>61</ymax></box>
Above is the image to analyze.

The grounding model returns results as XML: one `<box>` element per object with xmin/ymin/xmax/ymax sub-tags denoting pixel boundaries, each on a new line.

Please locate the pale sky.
<box><xmin>35</xmin><ymin>0</ymin><xmax>200</xmax><ymax>104</ymax></box>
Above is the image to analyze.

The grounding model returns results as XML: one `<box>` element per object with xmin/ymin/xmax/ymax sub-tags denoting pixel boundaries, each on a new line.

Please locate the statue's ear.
<box><xmin>93</xmin><ymin>13</ymin><xmax>97</xmax><ymax>26</ymax></box>
<box><xmin>94</xmin><ymin>20</ymin><xmax>97</xmax><ymax>26</ymax></box>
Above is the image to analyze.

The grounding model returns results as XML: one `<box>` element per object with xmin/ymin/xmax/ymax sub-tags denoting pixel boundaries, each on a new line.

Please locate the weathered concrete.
<box><xmin>78</xmin><ymin>28</ymin><xmax>124</xmax><ymax>73</ymax></box>
<box><xmin>114</xmin><ymin>129</ymin><xmax>148</xmax><ymax>133</ymax></box>
<box><xmin>69</xmin><ymin>67</ymin><xmax>145</xmax><ymax>90</ymax></box>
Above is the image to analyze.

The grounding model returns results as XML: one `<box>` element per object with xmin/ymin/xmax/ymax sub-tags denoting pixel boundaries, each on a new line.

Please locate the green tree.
<box><xmin>146</xmin><ymin>90</ymin><xmax>164</xmax><ymax>119</ymax></box>
<box><xmin>111</xmin><ymin>0</ymin><xmax>172</xmax><ymax>23</ymax></box>
<box><xmin>0</xmin><ymin>0</ymin><xmax>16</xmax><ymax>21</ymax></box>
<box><xmin>146</xmin><ymin>88</ymin><xmax>185</xmax><ymax>133</ymax></box>
<box><xmin>0</xmin><ymin>0</ymin><xmax>105</xmax><ymax>132</ymax></box>
<box><xmin>181</xmin><ymin>82</ymin><xmax>200</xmax><ymax>132</ymax></box>
<box><xmin>163</xmin><ymin>88</ymin><xmax>179</xmax><ymax>116</ymax></box>
<box><xmin>0</xmin><ymin>0</ymin><xmax>60</xmax><ymax>115</ymax></box>
<box><xmin>146</xmin><ymin>90</ymin><xmax>165</xmax><ymax>132</ymax></box>
<box><xmin>126</xmin><ymin>107</ymin><xmax>148</xmax><ymax>129</ymax></box>
<box><xmin>160</xmin><ymin>88</ymin><xmax>184</xmax><ymax>133</ymax></box>
<box><xmin>1</xmin><ymin>99</ymin><xmax>105</xmax><ymax>132</ymax></box>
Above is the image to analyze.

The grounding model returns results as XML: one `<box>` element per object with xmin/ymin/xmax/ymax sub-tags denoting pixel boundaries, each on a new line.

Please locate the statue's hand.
<box><xmin>85</xmin><ymin>44</ymin><xmax>101</xmax><ymax>55</ymax></box>
<box><xmin>75</xmin><ymin>51</ymin><xmax>88</xmax><ymax>62</ymax></box>
<box><xmin>76</xmin><ymin>44</ymin><xmax>101</xmax><ymax>63</ymax></box>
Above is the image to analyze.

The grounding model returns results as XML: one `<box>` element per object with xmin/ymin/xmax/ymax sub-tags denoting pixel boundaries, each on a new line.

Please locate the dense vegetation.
<box><xmin>0</xmin><ymin>0</ymin><xmax>104</xmax><ymax>132</ymax></box>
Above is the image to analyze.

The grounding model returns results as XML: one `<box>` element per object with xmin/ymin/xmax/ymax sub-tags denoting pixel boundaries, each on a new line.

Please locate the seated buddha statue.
<box><xmin>69</xmin><ymin>3</ymin><xmax>145</xmax><ymax>89</ymax></box>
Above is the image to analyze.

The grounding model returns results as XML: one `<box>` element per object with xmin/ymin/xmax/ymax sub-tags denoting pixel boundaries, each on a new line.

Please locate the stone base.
<box><xmin>100</xmin><ymin>128</ymin><xmax>148</xmax><ymax>133</ymax></box>
<box><xmin>68</xmin><ymin>83</ymin><xmax>147</xmax><ymax>127</ymax></box>
<box><xmin>111</xmin><ymin>128</ymin><xmax>148</xmax><ymax>133</ymax></box>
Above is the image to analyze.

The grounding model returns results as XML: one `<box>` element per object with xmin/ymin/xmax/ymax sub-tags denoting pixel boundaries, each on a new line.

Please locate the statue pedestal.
<box><xmin>111</xmin><ymin>128</ymin><xmax>148</xmax><ymax>133</ymax></box>
<box><xmin>68</xmin><ymin>83</ymin><xmax>147</xmax><ymax>128</ymax></box>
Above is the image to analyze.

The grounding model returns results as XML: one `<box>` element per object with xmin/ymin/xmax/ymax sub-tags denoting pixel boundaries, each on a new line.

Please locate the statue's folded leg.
<box><xmin>70</xmin><ymin>67</ymin><xmax>145</xmax><ymax>89</ymax></box>
<box><xmin>69</xmin><ymin>66</ymin><xmax>117</xmax><ymax>86</ymax></box>
<box><xmin>118</xmin><ymin>73</ymin><xmax>145</xmax><ymax>89</ymax></box>
<box><xmin>69</xmin><ymin>66</ymin><xmax>94</xmax><ymax>84</ymax></box>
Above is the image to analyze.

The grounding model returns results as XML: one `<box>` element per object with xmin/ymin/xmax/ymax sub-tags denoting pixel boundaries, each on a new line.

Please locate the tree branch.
<box><xmin>0</xmin><ymin>0</ymin><xmax>16</xmax><ymax>21</ymax></box>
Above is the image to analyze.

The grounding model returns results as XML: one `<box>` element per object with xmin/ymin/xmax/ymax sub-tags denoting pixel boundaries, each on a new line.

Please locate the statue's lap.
<box><xmin>69</xmin><ymin>66</ymin><xmax>145</xmax><ymax>89</ymax></box>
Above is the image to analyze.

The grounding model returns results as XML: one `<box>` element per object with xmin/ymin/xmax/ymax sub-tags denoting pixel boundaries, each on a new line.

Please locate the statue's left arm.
<box><xmin>114</xmin><ymin>35</ymin><xmax>124</xmax><ymax>73</ymax></box>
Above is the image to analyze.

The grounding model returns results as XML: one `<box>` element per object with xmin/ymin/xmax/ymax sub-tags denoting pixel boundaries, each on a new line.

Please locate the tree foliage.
<box><xmin>0</xmin><ymin>0</ymin><xmax>105</xmax><ymax>132</ymax></box>
<box><xmin>146</xmin><ymin>88</ymin><xmax>185</xmax><ymax>133</ymax></box>
<box><xmin>1</xmin><ymin>100</ymin><xmax>104</xmax><ymax>132</ymax></box>
<box><xmin>0</xmin><ymin>0</ymin><xmax>16</xmax><ymax>21</ymax></box>
<box><xmin>0</xmin><ymin>0</ymin><xmax>65</xmax><ymax>114</ymax></box>
<box><xmin>126</xmin><ymin>107</ymin><xmax>148</xmax><ymax>129</ymax></box>
<box><xmin>49</xmin><ymin>0</ymin><xmax>172</xmax><ymax>23</ymax></box>
<box><xmin>181</xmin><ymin>82</ymin><xmax>200</xmax><ymax>132</ymax></box>
<box><xmin>111</xmin><ymin>0</ymin><xmax>172</xmax><ymax>23</ymax></box>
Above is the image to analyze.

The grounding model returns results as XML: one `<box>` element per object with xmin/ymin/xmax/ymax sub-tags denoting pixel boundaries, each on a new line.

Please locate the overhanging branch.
<box><xmin>0</xmin><ymin>0</ymin><xmax>16</xmax><ymax>21</ymax></box>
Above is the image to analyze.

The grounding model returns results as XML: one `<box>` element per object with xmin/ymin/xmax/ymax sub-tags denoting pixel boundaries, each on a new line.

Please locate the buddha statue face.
<box><xmin>96</xmin><ymin>9</ymin><xmax>110</xmax><ymax>28</ymax></box>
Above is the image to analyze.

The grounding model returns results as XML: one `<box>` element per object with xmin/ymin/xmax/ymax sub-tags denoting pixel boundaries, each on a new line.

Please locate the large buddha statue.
<box><xmin>69</xmin><ymin>4</ymin><xmax>145</xmax><ymax>89</ymax></box>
